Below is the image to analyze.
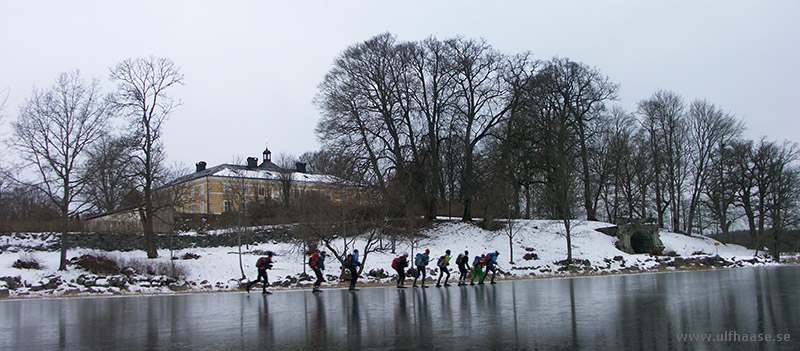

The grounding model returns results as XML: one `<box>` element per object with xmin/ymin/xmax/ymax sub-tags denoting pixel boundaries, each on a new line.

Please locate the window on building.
<box><xmin>200</xmin><ymin>201</ymin><xmax>205</xmax><ymax>213</ymax></box>
<box><xmin>224</xmin><ymin>200</ymin><xmax>231</xmax><ymax>212</ymax></box>
<box><xmin>191</xmin><ymin>186</ymin><xmax>195</xmax><ymax>197</ymax></box>
<box><xmin>199</xmin><ymin>184</ymin><xmax>204</xmax><ymax>195</ymax></box>
<box><xmin>258</xmin><ymin>186</ymin><xmax>266</xmax><ymax>196</ymax></box>
<box><xmin>244</xmin><ymin>185</ymin><xmax>250</xmax><ymax>195</ymax></box>
<box><xmin>224</xmin><ymin>184</ymin><xmax>232</xmax><ymax>194</ymax></box>
<box><xmin>190</xmin><ymin>204</ymin><xmax>196</xmax><ymax>214</ymax></box>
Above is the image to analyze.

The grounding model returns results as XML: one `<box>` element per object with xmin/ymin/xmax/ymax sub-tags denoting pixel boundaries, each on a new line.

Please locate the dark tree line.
<box><xmin>314</xmin><ymin>33</ymin><xmax>800</xmax><ymax>260</ymax></box>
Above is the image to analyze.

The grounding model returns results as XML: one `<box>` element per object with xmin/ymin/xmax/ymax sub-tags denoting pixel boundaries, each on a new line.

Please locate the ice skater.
<box><xmin>470</xmin><ymin>254</ymin><xmax>485</xmax><ymax>285</ymax></box>
<box><xmin>413</xmin><ymin>249</ymin><xmax>430</xmax><ymax>288</ymax></box>
<box><xmin>436</xmin><ymin>249</ymin><xmax>452</xmax><ymax>287</ymax></box>
<box><xmin>344</xmin><ymin>249</ymin><xmax>361</xmax><ymax>291</ymax></box>
<box><xmin>245</xmin><ymin>251</ymin><xmax>275</xmax><ymax>294</ymax></box>
<box><xmin>480</xmin><ymin>251</ymin><xmax>500</xmax><ymax>284</ymax></box>
<box><xmin>392</xmin><ymin>253</ymin><xmax>409</xmax><ymax>287</ymax></box>
<box><xmin>456</xmin><ymin>250</ymin><xmax>470</xmax><ymax>285</ymax></box>
<box><xmin>309</xmin><ymin>250</ymin><xmax>326</xmax><ymax>292</ymax></box>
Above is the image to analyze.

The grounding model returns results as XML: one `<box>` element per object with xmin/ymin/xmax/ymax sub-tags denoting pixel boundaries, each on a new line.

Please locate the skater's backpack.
<box><xmin>344</xmin><ymin>253</ymin><xmax>354</xmax><ymax>268</ymax></box>
<box><xmin>256</xmin><ymin>257</ymin><xmax>268</xmax><ymax>269</ymax></box>
<box><xmin>437</xmin><ymin>255</ymin><xmax>446</xmax><ymax>268</ymax></box>
<box><xmin>308</xmin><ymin>254</ymin><xmax>316</xmax><ymax>268</ymax></box>
<box><xmin>456</xmin><ymin>254</ymin><xmax>465</xmax><ymax>265</ymax></box>
<box><xmin>392</xmin><ymin>257</ymin><xmax>401</xmax><ymax>270</ymax></box>
<box><xmin>472</xmin><ymin>255</ymin><xmax>481</xmax><ymax>267</ymax></box>
<box><xmin>415</xmin><ymin>253</ymin><xmax>423</xmax><ymax>266</ymax></box>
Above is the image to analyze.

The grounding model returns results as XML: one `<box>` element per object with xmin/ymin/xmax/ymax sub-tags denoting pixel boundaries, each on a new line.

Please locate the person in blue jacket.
<box><xmin>413</xmin><ymin>249</ymin><xmax>430</xmax><ymax>288</ymax></box>
<box><xmin>480</xmin><ymin>251</ymin><xmax>500</xmax><ymax>284</ymax></box>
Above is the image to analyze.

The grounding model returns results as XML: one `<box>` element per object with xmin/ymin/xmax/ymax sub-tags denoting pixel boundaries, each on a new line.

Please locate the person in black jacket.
<box><xmin>456</xmin><ymin>250</ymin><xmax>471</xmax><ymax>286</ymax></box>
<box><xmin>245</xmin><ymin>251</ymin><xmax>274</xmax><ymax>294</ymax></box>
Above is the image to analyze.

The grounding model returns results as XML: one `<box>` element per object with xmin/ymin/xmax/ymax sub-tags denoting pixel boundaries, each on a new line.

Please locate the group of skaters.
<box><xmin>244</xmin><ymin>248</ymin><xmax>499</xmax><ymax>294</ymax></box>
<box><xmin>392</xmin><ymin>249</ymin><xmax>500</xmax><ymax>288</ymax></box>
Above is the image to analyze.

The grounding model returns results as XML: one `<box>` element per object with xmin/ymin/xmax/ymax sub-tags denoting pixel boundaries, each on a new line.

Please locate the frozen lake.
<box><xmin>2</xmin><ymin>266</ymin><xmax>798</xmax><ymax>350</ymax></box>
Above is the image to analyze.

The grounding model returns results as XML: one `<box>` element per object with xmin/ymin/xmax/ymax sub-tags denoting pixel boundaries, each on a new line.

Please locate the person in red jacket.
<box><xmin>392</xmin><ymin>253</ymin><xmax>409</xmax><ymax>288</ymax></box>
<box><xmin>309</xmin><ymin>250</ymin><xmax>326</xmax><ymax>292</ymax></box>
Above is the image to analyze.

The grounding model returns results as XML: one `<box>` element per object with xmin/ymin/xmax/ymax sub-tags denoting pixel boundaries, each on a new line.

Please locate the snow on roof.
<box><xmin>212</xmin><ymin>166</ymin><xmax>343</xmax><ymax>185</ymax></box>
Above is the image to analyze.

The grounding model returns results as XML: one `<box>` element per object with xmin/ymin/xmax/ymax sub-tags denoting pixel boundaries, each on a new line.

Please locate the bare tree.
<box><xmin>11</xmin><ymin>71</ymin><xmax>111</xmax><ymax>270</ymax></box>
<box><xmin>296</xmin><ymin>198</ymin><xmax>385</xmax><ymax>279</ymax></box>
<box><xmin>684</xmin><ymin>99</ymin><xmax>743</xmax><ymax>233</ymax></box>
<box><xmin>703</xmin><ymin>141</ymin><xmax>740</xmax><ymax>241</ymax></box>
<box><xmin>541</xmin><ymin>58</ymin><xmax>618</xmax><ymax>221</ymax></box>
<box><xmin>515</xmin><ymin>64</ymin><xmax>582</xmax><ymax>263</ymax></box>
<box><xmin>638</xmin><ymin>90</ymin><xmax>687</xmax><ymax>232</ymax></box>
<box><xmin>83</xmin><ymin>134</ymin><xmax>137</xmax><ymax>214</ymax></box>
<box><xmin>221</xmin><ymin>159</ymin><xmax>256</xmax><ymax>280</ymax></box>
<box><xmin>447</xmin><ymin>37</ymin><xmax>514</xmax><ymax>221</ymax></box>
<box><xmin>275</xmin><ymin>153</ymin><xmax>297</xmax><ymax>205</ymax></box>
<box><xmin>110</xmin><ymin>56</ymin><xmax>184</xmax><ymax>258</ymax></box>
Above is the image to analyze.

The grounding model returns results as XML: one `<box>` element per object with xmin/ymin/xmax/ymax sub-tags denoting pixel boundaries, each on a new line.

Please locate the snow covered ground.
<box><xmin>1</xmin><ymin>220</ymin><xmax>795</xmax><ymax>299</ymax></box>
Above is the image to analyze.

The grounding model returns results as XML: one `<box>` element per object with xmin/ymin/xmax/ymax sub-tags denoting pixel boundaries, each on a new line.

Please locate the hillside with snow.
<box><xmin>0</xmin><ymin>220</ymin><xmax>794</xmax><ymax>299</ymax></box>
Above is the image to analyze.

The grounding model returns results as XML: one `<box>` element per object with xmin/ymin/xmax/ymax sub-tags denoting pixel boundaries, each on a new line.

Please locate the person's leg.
<box><xmin>261</xmin><ymin>270</ymin><xmax>269</xmax><ymax>292</ymax></box>
<box><xmin>491</xmin><ymin>267</ymin><xmax>497</xmax><ymax>283</ymax></box>
<box><xmin>421</xmin><ymin>267</ymin><xmax>427</xmax><ymax>287</ymax></box>
<box><xmin>314</xmin><ymin>268</ymin><xmax>323</xmax><ymax>289</ymax></box>
<box><xmin>436</xmin><ymin>269</ymin><xmax>443</xmax><ymax>287</ymax></box>
<box><xmin>471</xmin><ymin>268</ymin><xmax>482</xmax><ymax>285</ymax></box>
<box><xmin>396</xmin><ymin>269</ymin><xmax>404</xmax><ymax>286</ymax></box>
<box><xmin>444</xmin><ymin>268</ymin><xmax>451</xmax><ymax>286</ymax></box>
<box><xmin>413</xmin><ymin>266</ymin><xmax>420</xmax><ymax>286</ymax></box>
<box><xmin>349</xmin><ymin>266</ymin><xmax>357</xmax><ymax>289</ymax></box>
<box><xmin>479</xmin><ymin>266</ymin><xmax>487</xmax><ymax>284</ymax></box>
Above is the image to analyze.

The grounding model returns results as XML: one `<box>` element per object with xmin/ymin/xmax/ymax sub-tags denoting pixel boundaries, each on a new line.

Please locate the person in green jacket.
<box><xmin>469</xmin><ymin>254</ymin><xmax>486</xmax><ymax>285</ymax></box>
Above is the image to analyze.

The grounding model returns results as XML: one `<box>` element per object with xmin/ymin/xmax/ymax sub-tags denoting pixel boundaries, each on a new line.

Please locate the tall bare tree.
<box><xmin>110</xmin><ymin>56</ymin><xmax>184</xmax><ymax>258</ymax></box>
<box><xmin>542</xmin><ymin>58</ymin><xmax>618</xmax><ymax>221</ymax></box>
<box><xmin>83</xmin><ymin>134</ymin><xmax>137</xmax><ymax>214</ymax></box>
<box><xmin>638</xmin><ymin>90</ymin><xmax>686</xmax><ymax>231</ymax></box>
<box><xmin>447</xmin><ymin>37</ymin><xmax>514</xmax><ymax>221</ymax></box>
<box><xmin>12</xmin><ymin>71</ymin><xmax>111</xmax><ymax>270</ymax></box>
<box><xmin>684</xmin><ymin>99</ymin><xmax>743</xmax><ymax>233</ymax></box>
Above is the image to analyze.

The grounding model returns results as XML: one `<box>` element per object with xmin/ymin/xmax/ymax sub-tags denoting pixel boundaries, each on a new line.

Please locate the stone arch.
<box><xmin>630</xmin><ymin>231</ymin><xmax>653</xmax><ymax>254</ymax></box>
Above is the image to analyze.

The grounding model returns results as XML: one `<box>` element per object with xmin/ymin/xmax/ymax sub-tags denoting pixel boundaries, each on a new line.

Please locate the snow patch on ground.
<box><xmin>1</xmin><ymin>220</ymin><xmax>796</xmax><ymax>299</ymax></box>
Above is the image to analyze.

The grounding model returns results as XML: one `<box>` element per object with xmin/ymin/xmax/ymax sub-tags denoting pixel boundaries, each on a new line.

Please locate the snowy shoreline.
<box><xmin>2</xmin><ymin>220</ymin><xmax>797</xmax><ymax>300</ymax></box>
<box><xmin>1</xmin><ymin>263</ymin><xmax>795</xmax><ymax>302</ymax></box>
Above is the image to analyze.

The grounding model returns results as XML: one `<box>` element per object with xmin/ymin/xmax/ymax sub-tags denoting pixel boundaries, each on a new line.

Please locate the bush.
<box><xmin>176</xmin><ymin>252</ymin><xmax>201</xmax><ymax>260</ymax></box>
<box><xmin>12</xmin><ymin>253</ymin><xmax>42</xmax><ymax>270</ymax></box>
<box><xmin>522</xmin><ymin>253</ymin><xmax>539</xmax><ymax>261</ymax></box>
<box><xmin>72</xmin><ymin>254</ymin><xmax>120</xmax><ymax>275</ymax></box>
<box><xmin>124</xmin><ymin>258</ymin><xmax>188</xmax><ymax>280</ymax></box>
<box><xmin>69</xmin><ymin>253</ymin><xmax>188</xmax><ymax>280</ymax></box>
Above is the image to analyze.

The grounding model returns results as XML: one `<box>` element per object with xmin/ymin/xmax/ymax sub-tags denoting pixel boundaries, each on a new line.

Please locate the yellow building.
<box><xmin>171</xmin><ymin>147</ymin><xmax>352</xmax><ymax>215</ymax></box>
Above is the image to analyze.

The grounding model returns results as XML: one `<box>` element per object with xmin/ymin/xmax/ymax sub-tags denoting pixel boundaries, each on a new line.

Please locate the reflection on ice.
<box><xmin>1</xmin><ymin>266</ymin><xmax>799</xmax><ymax>350</ymax></box>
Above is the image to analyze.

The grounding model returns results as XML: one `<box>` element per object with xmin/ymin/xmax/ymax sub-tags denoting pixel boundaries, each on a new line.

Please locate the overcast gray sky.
<box><xmin>1</xmin><ymin>0</ymin><xmax>798</xmax><ymax>168</ymax></box>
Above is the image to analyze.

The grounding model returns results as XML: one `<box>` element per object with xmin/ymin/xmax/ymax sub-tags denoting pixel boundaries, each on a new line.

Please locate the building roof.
<box><xmin>166</xmin><ymin>162</ymin><xmax>345</xmax><ymax>187</ymax></box>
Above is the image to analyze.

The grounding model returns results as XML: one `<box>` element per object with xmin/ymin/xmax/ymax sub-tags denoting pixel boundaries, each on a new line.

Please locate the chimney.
<box><xmin>196</xmin><ymin>161</ymin><xmax>207</xmax><ymax>173</ymax></box>
<box><xmin>295</xmin><ymin>162</ymin><xmax>307</xmax><ymax>173</ymax></box>
<box><xmin>247</xmin><ymin>157</ymin><xmax>258</xmax><ymax>168</ymax></box>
